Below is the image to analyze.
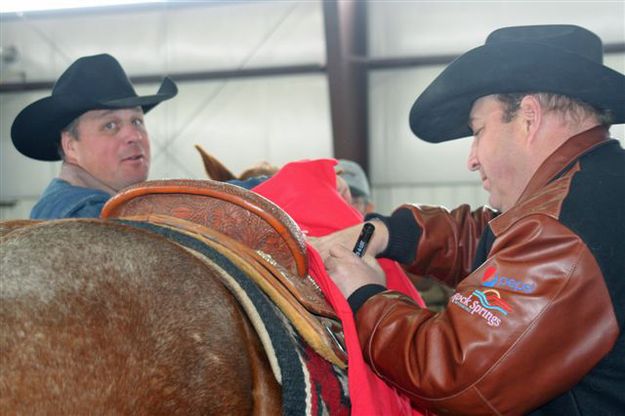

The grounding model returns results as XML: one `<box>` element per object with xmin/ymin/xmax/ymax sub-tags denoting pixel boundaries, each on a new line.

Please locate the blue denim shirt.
<box><xmin>226</xmin><ymin>176</ymin><xmax>269</xmax><ymax>189</ymax></box>
<box><xmin>30</xmin><ymin>178</ymin><xmax>111</xmax><ymax>219</ymax></box>
<box><xmin>30</xmin><ymin>176</ymin><xmax>269</xmax><ymax>220</ymax></box>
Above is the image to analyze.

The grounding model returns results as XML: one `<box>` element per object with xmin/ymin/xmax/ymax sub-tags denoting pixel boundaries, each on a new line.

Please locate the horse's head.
<box><xmin>195</xmin><ymin>144</ymin><xmax>278</xmax><ymax>182</ymax></box>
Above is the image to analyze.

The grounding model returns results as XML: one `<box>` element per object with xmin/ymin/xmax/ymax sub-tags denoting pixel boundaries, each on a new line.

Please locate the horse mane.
<box><xmin>195</xmin><ymin>144</ymin><xmax>279</xmax><ymax>181</ymax></box>
<box><xmin>239</xmin><ymin>161</ymin><xmax>279</xmax><ymax>180</ymax></box>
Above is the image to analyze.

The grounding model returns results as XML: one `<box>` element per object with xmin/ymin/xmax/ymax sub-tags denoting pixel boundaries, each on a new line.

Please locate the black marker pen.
<box><xmin>352</xmin><ymin>223</ymin><xmax>375</xmax><ymax>257</ymax></box>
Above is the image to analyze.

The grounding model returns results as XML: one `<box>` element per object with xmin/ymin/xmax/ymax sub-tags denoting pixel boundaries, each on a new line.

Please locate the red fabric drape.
<box><xmin>253</xmin><ymin>159</ymin><xmax>427</xmax><ymax>415</ymax></box>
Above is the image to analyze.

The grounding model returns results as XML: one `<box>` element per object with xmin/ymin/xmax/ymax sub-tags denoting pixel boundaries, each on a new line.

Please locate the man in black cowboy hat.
<box><xmin>313</xmin><ymin>25</ymin><xmax>624</xmax><ymax>414</ymax></box>
<box><xmin>11</xmin><ymin>53</ymin><xmax>177</xmax><ymax>219</ymax></box>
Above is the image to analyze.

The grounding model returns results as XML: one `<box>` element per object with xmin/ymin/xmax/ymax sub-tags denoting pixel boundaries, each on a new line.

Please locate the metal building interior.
<box><xmin>1</xmin><ymin>2</ymin><xmax>625</xmax><ymax>414</ymax></box>
<box><xmin>1</xmin><ymin>0</ymin><xmax>624</xmax><ymax>219</ymax></box>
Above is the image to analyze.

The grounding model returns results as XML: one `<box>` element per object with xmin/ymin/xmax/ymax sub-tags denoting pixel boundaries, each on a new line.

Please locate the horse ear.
<box><xmin>195</xmin><ymin>144</ymin><xmax>237</xmax><ymax>181</ymax></box>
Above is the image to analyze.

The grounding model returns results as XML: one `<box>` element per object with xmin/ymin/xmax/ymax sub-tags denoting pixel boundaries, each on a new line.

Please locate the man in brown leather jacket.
<box><xmin>312</xmin><ymin>25</ymin><xmax>625</xmax><ymax>415</ymax></box>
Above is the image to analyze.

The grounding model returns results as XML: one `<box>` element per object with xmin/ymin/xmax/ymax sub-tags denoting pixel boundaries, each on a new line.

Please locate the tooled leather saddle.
<box><xmin>100</xmin><ymin>179</ymin><xmax>347</xmax><ymax>368</ymax></box>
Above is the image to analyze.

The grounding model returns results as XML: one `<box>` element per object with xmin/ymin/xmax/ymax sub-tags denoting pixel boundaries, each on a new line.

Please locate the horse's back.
<box><xmin>1</xmin><ymin>219</ymin><xmax>277</xmax><ymax>414</ymax></box>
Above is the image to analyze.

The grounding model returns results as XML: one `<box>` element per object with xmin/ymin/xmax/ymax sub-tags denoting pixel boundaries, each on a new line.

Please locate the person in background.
<box><xmin>312</xmin><ymin>24</ymin><xmax>624</xmax><ymax>415</ymax></box>
<box><xmin>11</xmin><ymin>53</ymin><xmax>177</xmax><ymax>219</ymax></box>
<box><xmin>336</xmin><ymin>159</ymin><xmax>375</xmax><ymax>215</ymax></box>
<box><xmin>337</xmin><ymin>159</ymin><xmax>453</xmax><ymax>310</ymax></box>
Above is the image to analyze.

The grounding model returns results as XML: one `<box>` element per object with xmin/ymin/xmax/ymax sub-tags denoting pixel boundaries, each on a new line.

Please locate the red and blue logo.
<box><xmin>481</xmin><ymin>267</ymin><xmax>536</xmax><ymax>293</ymax></box>
<box><xmin>449</xmin><ymin>287</ymin><xmax>512</xmax><ymax>327</ymax></box>
<box><xmin>471</xmin><ymin>289</ymin><xmax>512</xmax><ymax>316</ymax></box>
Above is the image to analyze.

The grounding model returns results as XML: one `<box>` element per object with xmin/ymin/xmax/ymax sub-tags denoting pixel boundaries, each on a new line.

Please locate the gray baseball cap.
<box><xmin>337</xmin><ymin>159</ymin><xmax>371</xmax><ymax>199</ymax></box>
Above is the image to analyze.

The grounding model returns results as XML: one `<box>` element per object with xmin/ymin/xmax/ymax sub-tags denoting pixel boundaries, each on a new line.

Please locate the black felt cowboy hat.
<box><xmin>409</xmin><ymin>24</ymin><xmax>625</xmax><ymax>143</ymax></box>
<box><xmin>11</xmin><ymin>53</ymin><xmax>178</xmax><ymax>161</ymax></box>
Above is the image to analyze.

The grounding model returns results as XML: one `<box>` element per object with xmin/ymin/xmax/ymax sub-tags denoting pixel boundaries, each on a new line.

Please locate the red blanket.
<box><xmin>253</xmin><ymin>159</ymin><xmax>427</xmax><ymax>415</ymax></box>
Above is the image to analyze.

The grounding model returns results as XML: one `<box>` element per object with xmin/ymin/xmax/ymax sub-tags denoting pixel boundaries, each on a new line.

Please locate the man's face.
<box><xmin>63</xmin><ymin>107</ymin><xmax>150</xmax><ymax>191</ymax></box>
<box><xmin>467</xmin><ymin>95</ymin><xmax>528</xmax><ymax>212</ymax></box>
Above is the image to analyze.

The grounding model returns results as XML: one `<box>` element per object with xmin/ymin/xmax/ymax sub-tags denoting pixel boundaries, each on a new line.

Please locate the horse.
<box><xmin>195</xmin><ymin>144</ymin><xmax>279</xmax><ymax>182</ymax></box>
<box><xmin>0</xmin><ymin>218</ymin><xmax>283</xmax><ymax>414</ymax></box>
<box><xmin>194</xmin><ymin>145</ymin><xmax>353</xmax><ymax>206</ymax></box>
<box><xmin>0</xmin><ymin>180</ymin><xmax>349</xmax><ymax>415</ymax></box>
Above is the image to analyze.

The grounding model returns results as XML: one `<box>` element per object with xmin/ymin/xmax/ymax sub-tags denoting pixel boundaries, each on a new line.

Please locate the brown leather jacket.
<box><xmin>354</xmin><ymin>127</ymin><xmax>624</xmax><ymax>415</ymax></box>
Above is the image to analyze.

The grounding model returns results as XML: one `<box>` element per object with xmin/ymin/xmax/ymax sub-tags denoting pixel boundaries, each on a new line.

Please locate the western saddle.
<box><xmin>100</xmin><ymin>179</ymin><xmax>347</xmax><ymax>368</ymax></box>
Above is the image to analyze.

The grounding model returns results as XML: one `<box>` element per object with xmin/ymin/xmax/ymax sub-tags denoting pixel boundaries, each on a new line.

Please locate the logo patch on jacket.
<box><xmin>449</xmin><ymin>288</ymin><xmax>512</xmax><ymax>327</ymax></box>
<box><xmin>481</xmin><ymin>267</ymin><xmax>536</xmax><ymax>293</ymax></box>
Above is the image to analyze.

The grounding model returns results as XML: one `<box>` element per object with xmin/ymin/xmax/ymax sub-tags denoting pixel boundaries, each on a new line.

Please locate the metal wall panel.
<box><xmin>372</xmin><ymin>183</ymin><xmax>490</xmax><ymax>216</ymax></box>
<box><xmin>368</xmin><ymin>1</ymin><xmax>625</xmax><ymax>58</ymax></box>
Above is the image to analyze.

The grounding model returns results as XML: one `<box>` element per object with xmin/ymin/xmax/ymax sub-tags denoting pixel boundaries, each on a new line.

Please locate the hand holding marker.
<box><xmin>352</xmin><ymin>223</ymin><xmax>375</xmax><ymax>257</ymax></box>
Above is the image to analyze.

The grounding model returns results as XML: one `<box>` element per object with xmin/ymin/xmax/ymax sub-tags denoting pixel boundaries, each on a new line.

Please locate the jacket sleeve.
<box><xmin>379</xmin><ymin>204</ymin><xmax>496</xmax><ymax>287</ymax></box>
<box><xmin>354</xmin><ymin>214</ymin><xmax>619</xmax><ymax>414</ymax></box>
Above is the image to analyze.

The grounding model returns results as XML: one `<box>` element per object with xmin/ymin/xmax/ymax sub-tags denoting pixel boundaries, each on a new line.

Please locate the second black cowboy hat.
<box><xmin>11</xmin><ymin>53</ymin><xmax>178</xmax><ymax>161</ymax></box>
<box><xmin>409</xmin><ymin>24</ymin><xmax>625</xmax><ymax>143</ymax></box>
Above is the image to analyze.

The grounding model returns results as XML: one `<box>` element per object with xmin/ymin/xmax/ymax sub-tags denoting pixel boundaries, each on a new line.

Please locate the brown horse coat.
<box><xmin>0</xmin><ymin>219</ymin><xmax>280</xmax><ymax>415</ymax></box>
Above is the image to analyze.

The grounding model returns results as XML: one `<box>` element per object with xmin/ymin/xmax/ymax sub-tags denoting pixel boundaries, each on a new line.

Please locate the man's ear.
<box><xmin>519</xmin><ymin>95</ymin><xmax>542</xmax><ymax>143</ymax></box>
<box><xmin>60</xmin><ymin>131</ymin><xmax>78</xmax><ymax>163</ymax></box>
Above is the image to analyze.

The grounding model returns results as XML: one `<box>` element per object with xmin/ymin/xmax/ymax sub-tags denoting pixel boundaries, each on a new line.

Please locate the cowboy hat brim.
<box><xmin>409</xmin><ymin>41</ymin><xmax>625</xmax><ymax>143</ymax></box>
<box><xmin>11</xmin><ymin>77</ymin><xmax>177</xmax><ymax>161</ymax></box>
